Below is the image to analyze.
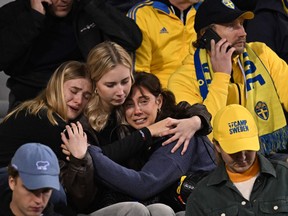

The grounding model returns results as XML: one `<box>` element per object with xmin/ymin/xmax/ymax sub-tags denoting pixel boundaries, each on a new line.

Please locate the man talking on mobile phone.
<box><xmin>168</xmin><ymin>0</ymin><xmax>288</xmax><ymax>161</ymax></box>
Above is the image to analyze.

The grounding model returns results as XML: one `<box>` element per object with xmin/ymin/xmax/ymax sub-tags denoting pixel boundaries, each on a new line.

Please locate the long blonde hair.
<box><xmin>3</xmin><ymin>61</ymin><xmax>93</xmax><ymax>125</ymax></box>
<box><xmin>85</xmin><ymin>41</ymin><xmax>133</xmax><ymax>131</ymax></box>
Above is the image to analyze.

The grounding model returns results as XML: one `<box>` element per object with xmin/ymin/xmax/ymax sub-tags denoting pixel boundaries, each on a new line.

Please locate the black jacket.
<box><xmin>186</xmin><ymin>154</ymin><xmax>288</xmax><ymax>215</ymax></box>
<box><xmin>0</xmin><ymin>108</ymin><xmax>153</xmax><ymax>213</ymax></box>
<box><xmin>246</xmin><ymin>0</ymin><xmax>288</xmax><ymax>63</ymax></box>
<box><xmin>0</xmin><ymin>0</ymin><xmax>142</xmax><ymax>104</ymax></box>
<box><xmin>0</xmin><ymin>189</ymin><xmax>63</xmax><ymax>216</ymax></box>
<box><xmin>106</xmin><ymin>0</ymin><xmax>142</xmax><ymax>14</ymax></box>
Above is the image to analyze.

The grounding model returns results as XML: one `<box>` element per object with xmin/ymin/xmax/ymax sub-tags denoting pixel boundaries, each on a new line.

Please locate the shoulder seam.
<box><xmin>127</xmin><ymin>0</ymin><xmax>153</xmax><ymax>21</ymax></box>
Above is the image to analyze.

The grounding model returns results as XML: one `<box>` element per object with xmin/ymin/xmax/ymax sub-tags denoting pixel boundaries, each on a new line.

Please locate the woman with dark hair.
<box><xmin>0</xmin><ymin>61</ymin><xmax>177</xmax><ymax>215</ymax></box>
<box><xmin>63</xmin><ymin>72</ymin><xmax>216</xmax><ymax>212</ymax></box>
<box><xmin>84</xmin><ymin>41</ymin><xmax>211</xmax><ymax>156</ymax></box>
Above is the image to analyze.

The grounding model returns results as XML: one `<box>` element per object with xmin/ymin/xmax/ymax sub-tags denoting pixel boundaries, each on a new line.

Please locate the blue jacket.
<box><xmin>88</xmin><ymin>135</ymin><xmax>216</xmax><ymax>200</ymax></box>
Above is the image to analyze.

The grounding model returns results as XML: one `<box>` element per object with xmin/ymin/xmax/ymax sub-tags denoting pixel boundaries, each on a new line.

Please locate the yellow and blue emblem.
<box><xmin>222</xmin><ymin>0</ymin><xmax>235</xmax><ymax>10</ymax></box>
<box><xmin>254</xmin><ymin>101</ymin><xmax>269</xmax><ymax>120</ymax></box>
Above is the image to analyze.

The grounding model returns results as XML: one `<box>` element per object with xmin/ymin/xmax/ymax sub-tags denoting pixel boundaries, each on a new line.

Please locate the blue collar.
<box><xmin>152</xmin><ymin>1</ymin><xmax>202</xmax><ymax>14</ymax></box>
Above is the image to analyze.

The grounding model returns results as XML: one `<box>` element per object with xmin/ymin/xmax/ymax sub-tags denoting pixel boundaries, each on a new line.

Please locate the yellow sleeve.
<box><xmin>259</xmin><ymin>43</ymin><xmax>288</xmax><ymax>112</ymax></box>
<box><xmin>168</xmin><ymin>53</ymin><xmax>232</xmax><ymax>141</ymax></box>
<box><xmin>249</xmin><ymin>42</ymin><xmax>288</xmax><ymax>111</ymax></box>
<box><xmin>168</xmin><ymin>54</ymin><xmax>231</xmax><ymax>118</ymax></box>
<box><xmin>204</xmin><ymin>73</ymin><xmax>231</xmax><ymax>120</ymax></box>
<box><xmin>129</xmin><ymin>8</ymin><xmax>152</xmax><ymax>73</ymax></box>
<box><xmin>168</xmin><ymin>54</ymin><xmax>203</xmax><ymax>104</ymax></box>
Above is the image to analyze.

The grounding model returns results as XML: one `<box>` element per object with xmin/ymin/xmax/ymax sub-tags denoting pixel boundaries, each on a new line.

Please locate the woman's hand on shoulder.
<box><xmin>160</xmin><ymin>116</ymin><xmax>202</xmax><ymax>155</ymax></box>
<box><xmin>61</xmin><ymin>121</ymin><xmax>88</xmax><ymax>160</ymax></box>
<box><xmin>146</xmin><ymin>117</ymin><xmax>172</xmax><ymax>137</ymax></box>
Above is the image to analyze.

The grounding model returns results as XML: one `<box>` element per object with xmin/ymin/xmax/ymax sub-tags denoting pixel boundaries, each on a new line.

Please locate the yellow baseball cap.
<box><xmin>213</xmin><ymin>104</ymin><xmax>260</xmax><ymax>154</ymax></box>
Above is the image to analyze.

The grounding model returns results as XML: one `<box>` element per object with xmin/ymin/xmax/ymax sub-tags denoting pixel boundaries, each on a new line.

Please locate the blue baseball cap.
<box><xmin>11</xmin><ymin>143</ymin><xmax>60</xmax><ymax>190</ymax></box>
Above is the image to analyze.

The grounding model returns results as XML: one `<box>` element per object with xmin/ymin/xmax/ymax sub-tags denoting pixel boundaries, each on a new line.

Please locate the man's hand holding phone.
<box><xmin>210</xmin><ymin>38</ymin><xmax>235</xmax><ymax>75</ymax></box>
<box><xmin>200</xmin><ymin>28</ymin><xmax>235</xmax><ymax>75</ymax></box>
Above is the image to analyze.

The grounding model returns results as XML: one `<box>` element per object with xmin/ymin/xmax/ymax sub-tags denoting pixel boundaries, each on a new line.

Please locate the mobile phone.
<box><xmin>199</xmin><ymin>28</ymin><xmax>222</xmax><ymax>51</ymax></box>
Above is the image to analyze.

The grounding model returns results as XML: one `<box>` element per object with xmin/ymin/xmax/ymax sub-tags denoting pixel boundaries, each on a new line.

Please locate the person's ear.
<box><xmin>156</xmin><ymin>94</ymin><xmax>163</xmax><ymax>109</ymax></box>
<box><xmin>8</xmin><ymin>176</ymin><xmax>16</xmax><ymax>191</ymax></box>
<box><xmin>200</xmin><ymin>28</ymin><xmax>206</xmax><ymax>37</ymax></box>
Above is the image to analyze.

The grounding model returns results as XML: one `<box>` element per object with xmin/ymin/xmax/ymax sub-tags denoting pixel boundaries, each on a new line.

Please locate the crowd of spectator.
<box><xmin>0</xmin><ymin>0</ymin><xmax>287</xmax><ymax>215</ymax></box>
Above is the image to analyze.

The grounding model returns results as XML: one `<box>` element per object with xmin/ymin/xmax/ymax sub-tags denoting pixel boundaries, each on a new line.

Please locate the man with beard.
<box><xmin>168</xmin><ymin>0</ymin><xmax>288</xmax><ymax>160</ymax></box>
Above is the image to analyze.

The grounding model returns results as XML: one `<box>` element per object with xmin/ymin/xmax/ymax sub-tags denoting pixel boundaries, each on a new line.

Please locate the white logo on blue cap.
<box><xmin>36</xmin><ymin>161</ymin><xmax>50</xmax><ymax>170</ymax></box>
<box><xmin>222</xmin><ymin>0</ymin><xmax>235</xmax><ymax>9</ymax></box>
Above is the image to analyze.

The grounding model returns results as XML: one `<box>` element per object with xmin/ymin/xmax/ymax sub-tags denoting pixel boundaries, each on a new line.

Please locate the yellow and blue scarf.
<box><xmin>282</xmin><ymin>0</ymin><xmax>288</xmax><ymax>14</ymax></box>
<box><xmin>194</xmin><ymin>46</ymin><xmax>288</xmax><ymax>155</ymax></box>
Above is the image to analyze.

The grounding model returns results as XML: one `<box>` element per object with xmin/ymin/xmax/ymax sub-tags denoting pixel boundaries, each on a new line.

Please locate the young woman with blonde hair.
<box><xmin>0</xmin><ymin>61</ymin><xmax>94</xmax><ymax>165</ymax></box>
<box><xmin>61</xmin><ymin>41</ymin><xmax>213</xmax><ymax>213</ymax></box>
<box><xmin>0</xmin><ymin>59</ymin><xmax>174</xmax><ymax>215</ymax></box>
<box><xmin>0</xmin><ymin>60</ymin><xmax>94</xmax><ymax>214</ymax></box>
<box><xmin>85</xmin><ymin>40</ymin><xmax>134</xmax><ymax>132</ymax></box>
<box><xmin>83</xmin><ymin>41</ymin><xmax>206</xmax><ymax>154</ymax></box>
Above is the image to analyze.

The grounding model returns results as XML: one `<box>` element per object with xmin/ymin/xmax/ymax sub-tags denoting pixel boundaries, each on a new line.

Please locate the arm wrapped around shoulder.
<box><xmin>176</xmin><ymin>102</ymin><xmax>212</xmax><ymax>136</ymax></box>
